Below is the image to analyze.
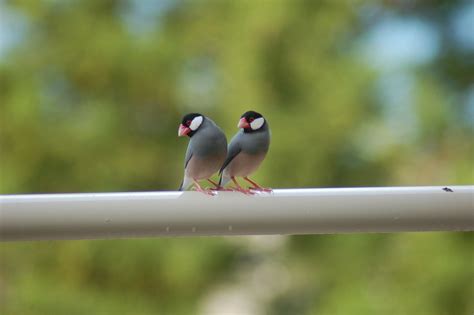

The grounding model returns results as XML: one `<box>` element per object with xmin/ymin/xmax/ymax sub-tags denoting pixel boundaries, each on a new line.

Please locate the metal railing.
<box><xmin>1</xmin><ymin>186</ymin><xmax>473</xmax><ymax>241</ymax></box>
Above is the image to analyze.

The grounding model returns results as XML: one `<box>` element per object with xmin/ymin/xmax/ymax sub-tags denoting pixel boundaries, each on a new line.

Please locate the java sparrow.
<box><xmin>178</xmin><ymin>113</ymin><xmax>227</xmax><ymax>194</ymax></box>
<box><xmin>219</xmin><ymin>111</ymin><xmax>271</xmax><ymax>194</ymax></box>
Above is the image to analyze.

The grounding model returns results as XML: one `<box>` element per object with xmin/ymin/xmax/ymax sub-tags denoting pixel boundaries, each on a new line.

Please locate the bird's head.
<box><xmin>238</xmin><ymin>111</ymin><xmax>265</xmax><ymax>132</ymax></box>
<box><xmin>178</xmin><ymin>113</ymin><xmax>204</xmax><ymax>137</ymax></box>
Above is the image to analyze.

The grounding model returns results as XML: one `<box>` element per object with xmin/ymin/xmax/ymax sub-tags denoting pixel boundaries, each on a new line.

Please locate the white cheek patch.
<box><xmin>189</xmin><ymin>116</ymin><xmax>203</xmax><ymax>131</ymax></box>
<box><xmin>250</xmin><ymin>117</ymin><xmax>264</xmax><ymax>130</ymax></box>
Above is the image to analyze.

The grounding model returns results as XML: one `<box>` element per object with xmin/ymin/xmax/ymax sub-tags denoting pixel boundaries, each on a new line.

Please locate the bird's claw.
<box><xmin>203</xmin><ymin>189</ymin><xmax>217</xmax><ymax>196</ymax></box>
<box><xmin>193</xmin><ymin>187</ymin><xmax>217</xmax><ymax>196</ymax></box>
<box><xmin>210</xmin><ymin>186</ymin><xmax>233</xmax><ymax>191</ymax></box>
<box><xmin>249</xmin><ymin>187</ymin><xmax>273</xmax><ymax>193</ymax></box>
<box><xmin>232</xmin><ymin>187</ymin><xmax>256</xmax><ymax>195</ymax></box>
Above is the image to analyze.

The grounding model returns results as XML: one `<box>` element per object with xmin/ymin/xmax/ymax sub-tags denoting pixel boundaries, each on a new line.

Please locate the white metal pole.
<box><xmin>0</xmin><ymin>186</ymin><xmax>473</xmax><ymax>241</ymax></box>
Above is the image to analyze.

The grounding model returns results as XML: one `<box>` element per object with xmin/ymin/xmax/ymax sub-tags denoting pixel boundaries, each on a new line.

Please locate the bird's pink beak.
<box><xmin>238</xmin><ymin>118</ymin><xmax>250</xmax><ymax>129</ymax></box>
<box><xmin>178</xmin><ymin>124</ymin><xmax>191</xmax><ymax>137</ymax></box>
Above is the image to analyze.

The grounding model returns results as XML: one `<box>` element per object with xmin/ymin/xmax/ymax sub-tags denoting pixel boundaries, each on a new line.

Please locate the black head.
<box><xmin>178</xmin><ymin>113</ymin><xmax>204</xmax><ymax>137</ymax></box>
<box><xmin>238</xmin><ymin>111</ymin><xmax>266</xmax><ymax>132</ymax></box>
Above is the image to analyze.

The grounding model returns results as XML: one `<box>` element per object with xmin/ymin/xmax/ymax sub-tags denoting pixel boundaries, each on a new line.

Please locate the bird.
<box><xmin>178</xmin><ymin>113</ymin><xmax>227</xmax><ymax>195</ymax></box>
<box><xmin>219</xmin><ymin>111</ymin><xmax>271</xmax><ymax>194</ymax></box>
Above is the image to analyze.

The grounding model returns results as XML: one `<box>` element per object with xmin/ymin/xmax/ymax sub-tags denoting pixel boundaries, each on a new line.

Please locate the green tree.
<box><xmin>1</xmin><ymin>0</ymin><xmax>472</xmax><ymax>314</ymax></box>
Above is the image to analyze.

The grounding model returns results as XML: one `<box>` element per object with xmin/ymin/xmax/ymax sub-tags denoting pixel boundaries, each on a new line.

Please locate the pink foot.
<box><xmin>210</xmin><ymin>186</ymin><xmax>233</xmax><ymax>191</ymax></box>
<box><xmin>249</xmin><ymin>187</ymin><xmax>273</xmax><ymax>193</ymax></box>
<box><xmin>242</xmin><ymin>177</ymin><xmax>272</xmax><ymax>194</ymax></box>
<box><xmin>232</xmin><ymin>187</ymin><xmax>256</xmax><ymax>195</ymax></box>
<box><xmin>193</xmin><ymin>187</ymin><xmax>217</xmax><ymax>196</ymax></box>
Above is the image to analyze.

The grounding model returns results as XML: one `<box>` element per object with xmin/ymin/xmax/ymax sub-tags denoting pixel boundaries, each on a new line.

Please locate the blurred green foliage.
<box><xmin>0</xmin><ymin>0</ymin><xmax>473</xmax><ymax>314</ymax></box>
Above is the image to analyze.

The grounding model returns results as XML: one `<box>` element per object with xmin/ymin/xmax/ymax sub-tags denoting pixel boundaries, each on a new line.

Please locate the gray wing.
<box><xmin>219</xmin><ymin>136</ymin><xmax>242</xmax><ymax>175</ymax></box>
<box><xmin>179</xmin><ymin>143</ymin><xmax>194</xmax><ymax>191</ymax></box>
<box><xmin>184</xmin><ymin>143</ymin><xmax>193</xmax><ymax>169</ymax></box>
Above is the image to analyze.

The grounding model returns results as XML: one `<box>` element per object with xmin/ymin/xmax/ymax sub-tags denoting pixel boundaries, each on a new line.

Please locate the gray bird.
<box><xmin>178</xmin><ymin>113</ymin><xmax>227</xmax><ymax>194</ymax></box>
<box><xmin>219</xmin><ymin>111</ymin><xmax>271</xmax><ymax>194</ymax></box>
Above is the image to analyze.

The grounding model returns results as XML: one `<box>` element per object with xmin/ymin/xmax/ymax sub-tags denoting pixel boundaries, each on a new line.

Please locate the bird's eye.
<box><xmin>249</xmin><ymin>117</ymin><xmax>254</xmax><ymax>122</ymax></box>
<box><xmin>186</xmin><ymin>120</ymin><xmax>192</xmax><ymax>126</ymax></box>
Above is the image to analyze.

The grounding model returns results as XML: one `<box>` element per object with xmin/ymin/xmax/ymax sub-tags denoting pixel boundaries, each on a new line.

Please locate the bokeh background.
<box><xmin>0</xmin><ymin>0</ymin><xmax>473</xmax><ymax>314</ymax></box>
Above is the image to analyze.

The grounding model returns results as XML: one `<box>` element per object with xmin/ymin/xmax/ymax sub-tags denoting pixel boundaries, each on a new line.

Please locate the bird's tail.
<box><xmin>179</xmin><ymin>176</ymin><xmax>192</xmax><ymax>191</ymax></box>
<box><xmin>219</xmin><ymin>174</ymin><xmax>231</xmax><ymax>188</ymax></box>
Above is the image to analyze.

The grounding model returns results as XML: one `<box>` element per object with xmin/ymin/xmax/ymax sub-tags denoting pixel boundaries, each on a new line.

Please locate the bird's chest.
<box><xmin>186</xmin><ymin>152</ymin><xmax>226</xmax><ymax>179</ymax></box>
<box><xmin>225</xmin><ymin>152</ymin><xmax>266</xmax><ymax>177</ymax></box>
<box><xmin>240</xmin><ymin>133</ymin><xmax>269</xmax><ymax>154</ymax></box>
